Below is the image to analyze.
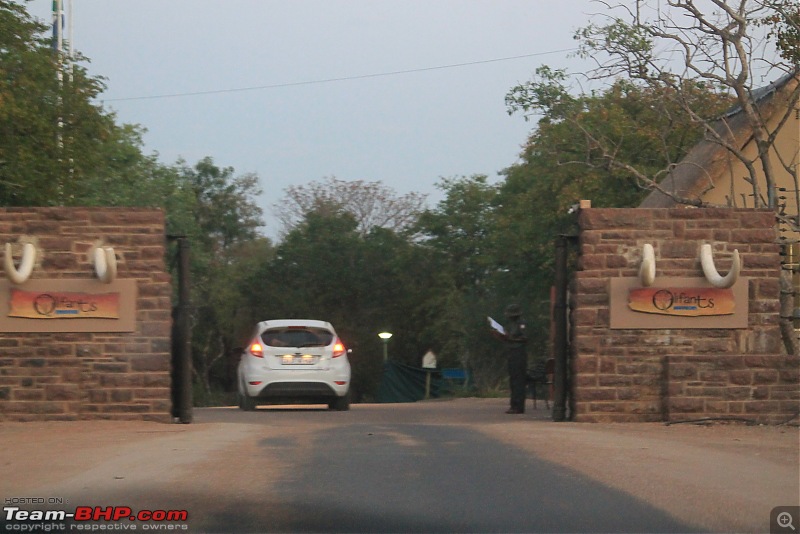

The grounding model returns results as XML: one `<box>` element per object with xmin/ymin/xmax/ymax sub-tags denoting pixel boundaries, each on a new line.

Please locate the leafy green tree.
<box><xmin>69</xmin><ymin>124</ymin><xmax>199</xmax><ymax>235</ymax></box>
<box><xmin>182</xmin><ymin>157</ymin><xmax>263</xmax><ymax>250</ymax></box>
<box><xmin>413</xmin><ymin>175</ymin><xmax>513</xmax><ymax>390</ymax></box>
<box><xmin>358</xmin><ymin>225</ymin><xmax>458</xmax><ymax>369</ymax></box>
<box><xmin>501</xmin><ymin>73</ymin><xmax>731</xmax><ymax>263</ymax></box>
<box><xmin>566</xmin><ymin>0</ymin><xmax>799</xmax><ymax>210</ymax></box>
<box><xmin>80</xmin><ymin>148</ymin><xmax>271</xmax><ymax>397</ymax></box>
<box><xmin>2</xmin><ymin>2</ymin><xmax>275</xmax><ymax>400</ymax></box>
<box><xmin>506</xmin><ymin>69</ymin><xmax>732</xmax><ymax>209</ymax></box>
<box><xmin>192</xmin><ymin>236</ymin><xmax>274</xmax><ymax>395</ymax></box>
<box><xmin>506</xmin><ymin>0</ymin><xmax>800</xmax><ymax>355</ymax></box>
<box><xmin>415</xmin><ymin>175</ymin><xmax>500</xmax><ymax>290</ymax></box>
<box><xmin>0</xmin><ymin>0</ymin><xmax>118</xmax><ymax>206</ymax></box>
<box><xmin>762</xmin><ymin>0</ymin><xmax>800</xmax><ymax>65</ymax></box>
<box><xmin>501</xmin><ymin>67</ymin><xmax>735</xmax><ymax>360</ymax></box>
<box><xmin>242</xmin><ymin>203</ymin><xmax>463</xmax><ymax>400</ymax></box>
<box><xmin>167</xmin><ymin>158</ymin><xmax>266</xmax><ymax>396</ymax></box>
<box><xmin>245</xmin><ymin>211</ymin><xmax>383</xmax><ymax>397</ymax></box>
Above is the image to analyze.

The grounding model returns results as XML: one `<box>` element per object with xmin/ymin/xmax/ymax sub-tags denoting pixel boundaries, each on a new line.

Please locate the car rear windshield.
<box><xmin>261</xmin><ymin>327</ymin><xmax>334</xmax><ymax>348</ymax></box>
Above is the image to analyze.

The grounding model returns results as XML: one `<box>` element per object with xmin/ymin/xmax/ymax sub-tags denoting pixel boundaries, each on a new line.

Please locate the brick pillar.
<box><xmin>570</xmin><ymin>207</ymin><xmax>799</xmax><ymax>423</ymax></box>
<box><xmin>0</xmin><ymin>208</ymin><xmax>172</xmax><ymax>422</ymax></box>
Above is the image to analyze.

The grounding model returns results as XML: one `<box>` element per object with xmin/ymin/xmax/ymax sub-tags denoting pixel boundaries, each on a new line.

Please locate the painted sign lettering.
<box><xmin>8</xmin><ymin>289</ymin><xmax>120</xmax><ymax>319</ymax></box>
<box><xmin>628</xmin><ymin>287</ymin><xmax>735</xmax><ymax>316</ymax></box>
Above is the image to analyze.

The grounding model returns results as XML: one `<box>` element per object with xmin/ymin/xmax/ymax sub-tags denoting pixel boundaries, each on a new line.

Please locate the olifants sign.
<box><xmin>610</xmin><ymin>243</ymin><xmax>748</xmax><ymax>329</ymax></box>
<box><xmin>0</xmin><ymin>239</ymin><xmax>136</xmax><ymax>332</ymax></box>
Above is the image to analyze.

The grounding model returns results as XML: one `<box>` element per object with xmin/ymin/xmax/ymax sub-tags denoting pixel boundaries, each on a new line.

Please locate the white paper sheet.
<box><xmin>487</xmin><ymin>316</ymin><xmax>505</xmax><ymax>336</ymax></box>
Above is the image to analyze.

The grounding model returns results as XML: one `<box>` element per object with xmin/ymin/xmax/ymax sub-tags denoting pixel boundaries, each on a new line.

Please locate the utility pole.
<box><xmin>52</xmin><ymin>0</ymin><xmax>74</xmax><ymax>201</ymax></box>
<box><xmin>52</xmin><ymin>0</ymin><xmax>62</xmax><ymax>56</ymax></box>
<box><xmin>52</xmin><ymin>0</ymin><xmax>64</xmax><ymax>203</ymax></box>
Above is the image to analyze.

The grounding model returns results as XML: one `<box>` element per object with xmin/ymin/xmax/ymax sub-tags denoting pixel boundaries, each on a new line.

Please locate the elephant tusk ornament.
<box><xmin>700</xmin><ymin>244</ymin><xmax>741</xmax><ymax>288</ymax></box>
<box><xmin>93</xmin><ymin>246</ymin><xmax>117</xmax><ymax>284</ymax></box>
<box><xmin>639</xmin><ymin>243</ymin><xmax>656</xmax><ymax>287</ymax></box>
<box><xmin>4</xmin><ymin>242</ymin><xmax>37</xmax><ymax>285</ymax></box>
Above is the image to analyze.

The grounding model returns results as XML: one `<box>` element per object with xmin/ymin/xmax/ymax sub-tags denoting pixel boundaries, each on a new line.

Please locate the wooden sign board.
<box><xmin>0</xmin><ymin>279</ymin><xmax>137</xmax><ymax>332</ymax></box>
<box><xmin>609</xmin><ymin>277</ymin><xmax>748</xmax><ymax>329</ymax></box>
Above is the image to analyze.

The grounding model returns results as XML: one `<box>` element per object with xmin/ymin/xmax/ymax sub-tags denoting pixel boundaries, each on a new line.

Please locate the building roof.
<box><xmin>639</xmin><ymin>72</ymin><xmax>799</xmax><ymax>208</ymax></box>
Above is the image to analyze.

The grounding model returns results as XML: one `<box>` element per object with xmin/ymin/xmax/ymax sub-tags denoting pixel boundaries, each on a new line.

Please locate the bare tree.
<box><xmin>273</xmin><ymin>176</ymin><xmax>428</xmax><ymax>237</ymax></box>
<box><xmin>508</xmin><ymin>1</ymin><xmax>800</xmax><ymax>354</ymax></box>
<box><xmin>570</xmin><ymin>1</ymin><xmax>800</xmax><ymax>210</ymax></box>
<box><xmin>508</xmin><ymin>2</ymin><xmax>799</xmax><ymax>209</ymax></box>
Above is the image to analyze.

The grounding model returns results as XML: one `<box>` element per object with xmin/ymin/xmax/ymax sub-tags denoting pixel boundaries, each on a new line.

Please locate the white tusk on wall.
<box><xmin>700</xmin><ymin>244</ymin><xmax>741</xmax><ymax>288</ymax></box>
<box><xmin>4</xmin><ymin>242</ymin><xmax>36</xmax><ymax>285</ymax></box>
<box><xmin>639</xmin><ymin>243</ymin><xmax>656</xmax><ymax>287</ymax></box>
<box><xmin>94</xmin><ymin>246</ymin><xmax>117</xmax><ymax>283</ymax></box>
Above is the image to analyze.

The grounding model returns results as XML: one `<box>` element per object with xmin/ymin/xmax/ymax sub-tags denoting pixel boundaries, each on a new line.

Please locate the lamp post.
<box><xmin>378</xmin><ymin>332</ymin><xmax>392</xmax><ymax>362</ymax></box>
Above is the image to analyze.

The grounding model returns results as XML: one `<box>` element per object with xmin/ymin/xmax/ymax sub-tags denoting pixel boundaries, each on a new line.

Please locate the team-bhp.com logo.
<box><xmin>4</xmin><ymin>506</ymin><xmax>189</xmax><ymax>530</ymax></box>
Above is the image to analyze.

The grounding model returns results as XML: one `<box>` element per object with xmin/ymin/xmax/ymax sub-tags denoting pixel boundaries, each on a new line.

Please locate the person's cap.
<box><xmin>504</xmin><ymin>304</ymin><xmax>522</xmax><ymax>317</ymax></box>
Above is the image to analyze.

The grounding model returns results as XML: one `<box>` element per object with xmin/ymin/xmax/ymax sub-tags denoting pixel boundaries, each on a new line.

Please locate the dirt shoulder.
<box><xmin>480</xmin><ymin>408</ymin><xmax>799</xmax><ymax>534</ymax></box>
<box><xmin>0</xmin><ymin>420</ymin><xmax>217</xmax><ymax>493</ymax></box>
<box><xmin>1</xmin><ymin>401</ymin><xmax>798</xmax><ymax>534</ymax></box>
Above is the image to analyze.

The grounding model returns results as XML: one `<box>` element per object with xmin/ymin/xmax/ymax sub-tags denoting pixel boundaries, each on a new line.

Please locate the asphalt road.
<box><xmin>193</xmin><ymin>405</ymin><xmax>694</xmax><ymax>533</ymax></box>
<box><xmin>1</xmin><ymin>398</ymin><xmax>798</xmax><ymax>533</ymax></box>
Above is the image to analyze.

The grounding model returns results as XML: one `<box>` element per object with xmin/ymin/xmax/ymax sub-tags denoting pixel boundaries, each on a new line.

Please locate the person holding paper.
<box><xmin>496</xmin><ymin>303</ymin><xmax>528</xmax><ymax>414</ymax></box>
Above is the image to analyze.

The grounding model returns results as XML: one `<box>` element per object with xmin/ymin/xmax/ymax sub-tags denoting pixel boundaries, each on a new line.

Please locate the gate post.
<box><xmin>169</xmin><ymin>235</ymin><xmax>193</xmax><ymax>424</ymax></box>
<box><xmin>552</xmin><ymin>235</ymin><xmax>570</xmax><ymax>421</ymax></box>
<box><xmin>177</xmin><ymin>238</ymin><xmax>193</xmax><ymax>424</ymax></box>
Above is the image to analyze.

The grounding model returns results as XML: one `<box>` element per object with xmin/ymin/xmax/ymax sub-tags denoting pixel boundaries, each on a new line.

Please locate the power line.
<box><xmin>104</xmin><ymin>49</ymin><xmax>577</xmax><ymax>102</ymax></box>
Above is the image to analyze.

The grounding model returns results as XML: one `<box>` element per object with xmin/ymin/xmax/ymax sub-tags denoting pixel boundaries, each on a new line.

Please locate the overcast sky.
<box><xmin>20</xmin><ymin>0</ymin><xmax>601</xmax><ymax>237</ymax></box>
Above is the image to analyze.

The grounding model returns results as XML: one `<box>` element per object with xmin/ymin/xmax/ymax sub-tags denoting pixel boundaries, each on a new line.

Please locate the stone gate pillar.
<box><xmin>0</xmin><ymin>208</ymin><xmax>172</xmax><ymax>422</ymax></box>
<box><xmin>570</xmin><ymin>207</ymin><xmax>799</xmax><ymax>423</ymax></box>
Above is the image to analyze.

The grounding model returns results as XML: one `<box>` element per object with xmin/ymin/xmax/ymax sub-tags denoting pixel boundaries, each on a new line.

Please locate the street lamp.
<box><xmin>378</xmin><ymin>331</ymin><xmax>392</xmax><ymax>362</ymax></box>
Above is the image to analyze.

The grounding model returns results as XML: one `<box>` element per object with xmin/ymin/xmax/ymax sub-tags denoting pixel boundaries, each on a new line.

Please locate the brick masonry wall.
<box><xmin>0</xmin><ymin>208</ymin><xmax>172</xmax><ymax>422</ymax></box>
<box><xmin>572</xmin><ymin>207</ymin><xmax>800</xmax><ymax>423</ymax></box>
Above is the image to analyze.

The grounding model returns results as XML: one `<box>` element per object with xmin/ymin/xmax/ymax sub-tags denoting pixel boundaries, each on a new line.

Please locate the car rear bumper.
<box><xmin>239</xmin><ymin>355</ymin><xmax>350</xmax><ymax>401</ymax></box>
<box><xmin>242</xmin><ymin>376</ymin><xmax>350</xmax><ymax>399</ymax></box>
<box><xmin>244</xmin><ymin>381</ymin><xmax>350</xmax><ymax>406</ymax></box>
<box><xmin>259</xmin><ymin>381</ymin><xmax>338</xmax><ymax>397</ymax></box>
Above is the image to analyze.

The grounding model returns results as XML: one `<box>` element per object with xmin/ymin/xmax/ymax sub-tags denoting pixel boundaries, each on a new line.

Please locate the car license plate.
<box><xmin>282</xmin><ymin>354</ymin><xmax>316</xmax><ymax>365</ymax></box>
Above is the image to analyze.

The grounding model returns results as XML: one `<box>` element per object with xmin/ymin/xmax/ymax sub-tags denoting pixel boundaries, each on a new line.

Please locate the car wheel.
<box><xmin>329</xmin><ymin>392</ymin><xmax>350</xmax><ymax>411</ymax></box>
<box><xmin>238</xmin><ymin>383</ymin><xmax>257</xmax><ymax>411</ymax></box>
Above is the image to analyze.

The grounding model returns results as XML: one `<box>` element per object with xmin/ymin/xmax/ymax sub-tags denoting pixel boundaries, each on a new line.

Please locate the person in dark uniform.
<box><xmin>500</xmin><ymin>303</ymin><xmax>528</xmax><ymax>414</ymax></box>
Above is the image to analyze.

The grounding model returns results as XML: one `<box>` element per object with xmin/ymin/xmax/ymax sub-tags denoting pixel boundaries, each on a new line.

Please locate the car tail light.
<box><xmin>249</xmin><ymin>381</ymin><xmax>262</xmax><ymax>386</ymax></box>
<box><xmin>249</xmin><ymin>341</ymin><xmax>264</xmax><ymax>357</ymax></box>
<box><xmin>332</xmin><ymin>338</ymin><xmax>346</xmax><ymax>358</ymax></box>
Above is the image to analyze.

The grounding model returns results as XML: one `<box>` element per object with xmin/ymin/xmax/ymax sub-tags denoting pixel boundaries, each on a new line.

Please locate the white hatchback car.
<box><xmin>237</xmin><ymin>319</ymin><xmax>351</xmax><ymax>411</ymax></box>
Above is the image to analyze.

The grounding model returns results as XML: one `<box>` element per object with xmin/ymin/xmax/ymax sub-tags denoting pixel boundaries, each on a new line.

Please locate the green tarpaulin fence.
<box><xmin>375</xmin><ymin>361</ymin><xmax>470</xmax><ymax>403</ymax></box>
<box><xmin>376</xmin><ymin>361</ymin><xmax>439</xmax><ymax>403</ymax></box>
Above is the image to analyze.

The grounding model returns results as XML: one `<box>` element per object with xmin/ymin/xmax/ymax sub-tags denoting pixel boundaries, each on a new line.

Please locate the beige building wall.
<box><xmin>701</xmin><ymin>92</ymin><xmax>800</xmax><ymax>216</ymax></box>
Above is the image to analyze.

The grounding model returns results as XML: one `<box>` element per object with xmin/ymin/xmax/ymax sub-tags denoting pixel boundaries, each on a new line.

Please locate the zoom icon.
<box><xmin>772</xmin><ymin>507</ymin><xmax>800</xmax><ymax>533</ymax></box>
